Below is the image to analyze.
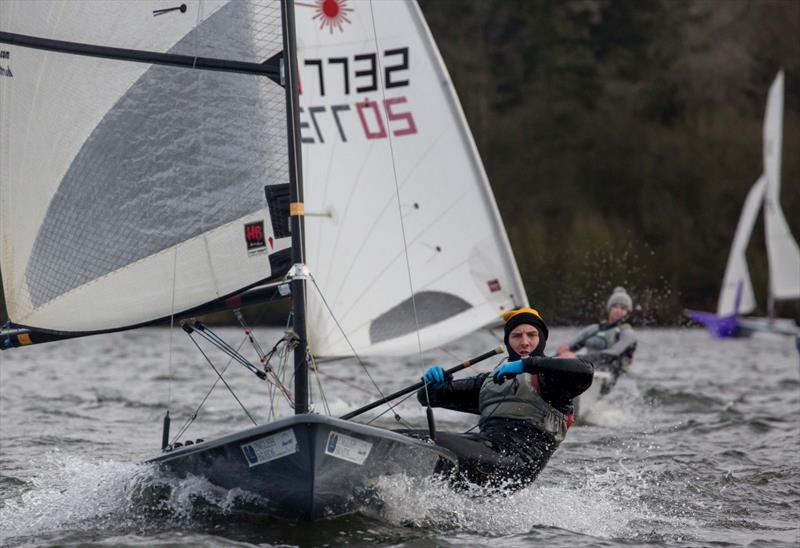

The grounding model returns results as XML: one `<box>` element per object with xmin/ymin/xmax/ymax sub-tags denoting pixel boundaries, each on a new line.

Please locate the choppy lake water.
<box><xmin>1</xmin><ymin>327</ymin><xmax>798</xmax><ymax>547</ymax></box>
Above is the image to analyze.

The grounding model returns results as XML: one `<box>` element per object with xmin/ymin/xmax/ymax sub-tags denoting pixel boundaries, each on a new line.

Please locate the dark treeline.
<box><xmin>0</xmin><ymin>0</ymin><xmax>798</xmax><ymax>328</ymax></box>
<box><xmin>419</xmin><ymin>0</ymin><xmax>800</xmax><ymax>325</ymax></box>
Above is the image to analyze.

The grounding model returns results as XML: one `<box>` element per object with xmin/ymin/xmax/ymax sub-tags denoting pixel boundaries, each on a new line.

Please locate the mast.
<box><xmin>765</xmin><ymin>188</ymin><xmax>773</xmax><ymax>325</ymax></box>
<box><xmin>280</xmin><ymin>0</ymin><xmax>309</xmax><ymax>414</ymax></box>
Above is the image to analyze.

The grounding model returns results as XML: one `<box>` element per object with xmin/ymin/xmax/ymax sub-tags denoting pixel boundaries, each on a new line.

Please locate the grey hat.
<box><xmin>607</xmin><ymin>286</ymin><xmax>633</xmax><ymax>311</ymax></box>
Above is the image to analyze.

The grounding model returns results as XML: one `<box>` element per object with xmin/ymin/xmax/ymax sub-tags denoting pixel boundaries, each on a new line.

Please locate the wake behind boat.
<box><xmin>0</xmin><ymin>0</ymin><xmax>541</xmax><ymax>521</ymax></box>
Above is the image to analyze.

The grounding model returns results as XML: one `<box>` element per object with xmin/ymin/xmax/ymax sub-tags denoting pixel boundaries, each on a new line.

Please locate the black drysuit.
<box><xmin>414</xmin><ymin>356</ymin><xmax>593</xmax><ymax>488</ymax></box>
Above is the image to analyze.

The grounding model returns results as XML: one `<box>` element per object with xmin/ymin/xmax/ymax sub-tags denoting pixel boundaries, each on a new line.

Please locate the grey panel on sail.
<box><xmin>369</xmin><ymin>291</ymin><xmax>472</xmax><ymax>344</ymax></box>
<box><xmin>24</xmin><ymin>1</ymin><xmax>287</xmax><ymax>308</ymax></box>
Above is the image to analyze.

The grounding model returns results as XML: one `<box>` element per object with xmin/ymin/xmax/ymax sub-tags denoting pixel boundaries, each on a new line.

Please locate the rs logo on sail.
<box><xmin>0</xmin><ymin>51</ymin><xmax>12</xmax><ymax>78</ymax></box>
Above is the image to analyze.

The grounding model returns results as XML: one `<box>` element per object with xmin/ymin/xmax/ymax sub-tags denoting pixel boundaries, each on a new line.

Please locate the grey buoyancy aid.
<box><xmin>478</xmin><ymin>373</ymin><xmax>570</xmax><ymax>443</ymax></box>
<box><xmin>584</xmin><ymin>325</ymin><xmax>619</xmax><ymax>351</ymax></box>
<box><xmin>585</xmin><ymin>324</ymin><xmax>636</xmax><ymax>371</ymax></box>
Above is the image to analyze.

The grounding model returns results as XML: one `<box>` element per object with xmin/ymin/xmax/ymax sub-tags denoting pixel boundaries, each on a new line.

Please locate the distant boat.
<box><xmin>687</xmin><ymin>71</ymin><xmax>800</xmax><ymax>338</ymax></box>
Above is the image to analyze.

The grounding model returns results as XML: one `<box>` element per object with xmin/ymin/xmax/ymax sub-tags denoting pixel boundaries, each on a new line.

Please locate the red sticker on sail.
<box><xmin>244</xmin><ymin>221</ymin><xmax>267</xmax><ymax>255</ymax></box>
<box><xmin>297</xmin><ymin>0</ymin><xmax>354</xmax><ymax>34</ymax></box>
<box><xmin>487</xmin><ymin>279</ymin><xmax>501</xmax><ymax>292</ymax></box>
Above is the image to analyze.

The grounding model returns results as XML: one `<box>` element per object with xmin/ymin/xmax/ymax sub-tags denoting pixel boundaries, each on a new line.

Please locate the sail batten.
<box><xmin>0</xmin><ymin>31</ymin><xmax>281</xmax><ymax>79</ymax></box>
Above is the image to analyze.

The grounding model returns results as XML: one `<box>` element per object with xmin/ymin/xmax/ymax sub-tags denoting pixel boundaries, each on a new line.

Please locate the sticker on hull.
<box><xmin>325</xmin><ymin>431</ymin><xmax>372</xmax><ymax>465</ymax></box>
<box><xmin>241</xmin><ymin>429</ymin><xmax>298</xmax><ymax>467</ymax></box>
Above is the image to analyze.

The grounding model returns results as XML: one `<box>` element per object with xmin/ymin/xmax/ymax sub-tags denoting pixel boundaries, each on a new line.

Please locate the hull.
<box><xmin>573</xmin><ymin>369</ymin><xmax>614</xmax><ymax>421</ymax></box>
<box><xmin>147</xmin><ymin>414</ymin><xmax>455</xmax><ymax>521</ymax></box>
<box><xmin>738</xmin><ymin>317</ymin><xmax>800</xmax><ymax>337</ymax></box>
<box><xmin>686</xmin><ymin>310</ymin><xmax>799</xmax><ymax>339</ymax></box>
<box><xmin>686</xmin><ymin>309</ymin><xmax>740</xmax><ymax>338</ymax></box>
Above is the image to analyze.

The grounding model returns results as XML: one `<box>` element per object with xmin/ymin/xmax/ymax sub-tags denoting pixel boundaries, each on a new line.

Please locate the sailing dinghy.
<box><xmin>0</xmin><ymin>0</ymin><xmax>528</xmax><ymax>520</ymax></box>
<box><xmin>687</xmin><ymin>71</ymin><xmax>800</xmax><ymax>338</ymax></box>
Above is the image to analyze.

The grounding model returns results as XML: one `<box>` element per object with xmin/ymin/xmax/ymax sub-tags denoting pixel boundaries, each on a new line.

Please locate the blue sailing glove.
<box><xmin>422</xmin><ymin>365</ymin><xmax>446</xmax><ymax>385</ymax></box>
<box><xmin>493</xmin><ymin>359</ymin><xmax>525</xmax><ymax>384</ymax></box>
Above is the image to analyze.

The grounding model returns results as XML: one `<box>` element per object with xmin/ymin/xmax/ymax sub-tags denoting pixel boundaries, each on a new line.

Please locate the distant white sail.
<box><xmin>295</xmin><ymin>0</ymin><xmax>527</xmax><ymax>357</ymax></box>
<box><xmin>762</xmin><ymin>71</ymin><xmax>800</xmax><ymax>301</ymax></box>
<box><xmin>717</xmin><ymin>176</ymin><xmax>766</xmax><ymax>317</ymax></box>
<box><xmin>0</xmin><ymin>0</ymin><xmax>292</xmax><ymax>332</ymax></box>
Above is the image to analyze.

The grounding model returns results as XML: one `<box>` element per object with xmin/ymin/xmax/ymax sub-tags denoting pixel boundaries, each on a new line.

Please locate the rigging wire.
<box><xmin>186</xmin><ymin>331</ymin><xmax>259</xmax><ymax>426</ymax></box>
<box><xmin>308</xmin><ymin>274</ymin><xmax>407</xmax><ymax>423</ymax></box>
<box><xmin>271</xmin><ymin>343</ymin><xmax>292</xmax><ymax>419</ymax></box>
<box><xmin>367</xmin><ymin>0</ymin><xmax>426</xmax><ymax>373</ymax></box>
<box><xmin>191</xmin><ymin>321</ymin><xmax>296</xmax><ymax>410</ymax></box>
<box><xmin>167</xmin><ymin>247</ymin><xmax>179</xmax><ymax>412</ymax></box>
<box><xmin>267</xmin><ymin>315</ymin><xmax>297</xmax><ymax>419</ymax></box>
<box><xmin>189</xmin><ymin>324</ymin><xmax>267</xmax><ymax>378</ymax></box>
<box><xmin>230</xmin><ymin>313</ymin><xmax>295</xmax><ymax>404</ymax></box>
<box><xmin>171</xmin><ymin>335</ymin><xmax>248</xmax><ymax>443</ymax></box>
<box><xmin>364</xmin><ymin>391</ymin><xmax>416</xmax><ymax>430</ymax></box>
<box><xmin>438</xmin><ymin>346</ymin><xmax>468</xmax><ymax>364</ymax></box>
<box><xmin>308</xmin><ymin>349</ymin><xmax>331</xmax><ymax>415</ymax></box>
<box><xmin>315</xmin><ymin>371</ymin><xmax>379</xmax><ymax>397</ymax></box>
<box><xmin>234</xmin><ymin>312</ymin><xmax>298</xmax><ymax>419</ymax></box>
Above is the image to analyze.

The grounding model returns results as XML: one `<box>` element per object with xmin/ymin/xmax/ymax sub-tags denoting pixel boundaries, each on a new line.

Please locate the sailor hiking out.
<box><xmin>415</xmin><ymin>308</ymin><xmax>593</xmax><ymax>488</ymax></box>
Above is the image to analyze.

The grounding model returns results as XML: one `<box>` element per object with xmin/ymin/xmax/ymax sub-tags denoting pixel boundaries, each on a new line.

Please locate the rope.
<box><xmin>308</xmin><ymin>273</ymin><xmax>406</xmax><ymax>423</ymax></box>
<box><xmin>271</xmin><ymin>343</ymin><xmax>292</xmax><ymax>419</ymax></box>
<box><xmin>365</xmin><ymin>391</ymin><xmax>416</xmax><ymax>430</ymax></box>
<box><xmin>367</xmin><ymin>0</ymin><xmax>426</xmax><ymax>373</ymax></box>
<box><xmin>308</xmin><ymin>349</ymin><xmax>331</xmax><ymax>415</ymax></box>
<box><xmin>315</xmin><ymin>371</ymin><xmax>379</xmax><ymax>396</ymax></box>
<box><xmin>232</xmin><ymin>312</ymin><xmax>294</xmax><ymax>405</ymax></box>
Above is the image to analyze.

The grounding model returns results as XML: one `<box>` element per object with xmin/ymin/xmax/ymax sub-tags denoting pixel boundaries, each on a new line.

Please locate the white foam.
<box><xmin>368</xmin><ymin>465</ymin><xmax>685</xmax><ymax>539</ymax></box>
<box><xmin>0</xmin><ymin>451</ymin><xmax>150</xmax><ymax>539</ymax></box>
<box><xmin>0</xmin><ymin>451</ymin><xmax>272</xmax><ymax>541</ymax></box>
<box><xmin>578</xmin><ymin>377</ymin><xmax>647</xmax><ymax>428</ymax></box>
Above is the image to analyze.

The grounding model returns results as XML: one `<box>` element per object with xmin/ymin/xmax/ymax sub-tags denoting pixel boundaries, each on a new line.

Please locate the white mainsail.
<box><xmin>716</xmin><ymin>176</ymin><xmax>766</xmax><ymax>317</ymax></box>
<box><xmin>762</xmin><ymin>71</ymin><xmax>800</xmax><ymax>301</ymax></box>
<box><xmin>0</xmin><ymin>1</ymin><xmax>292</xmax><ymax>333</ymax></box>
<box><xmin>295</xmin><ymin>0</ymin><xmax>527</xmax><ymax>357</ymax></box>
